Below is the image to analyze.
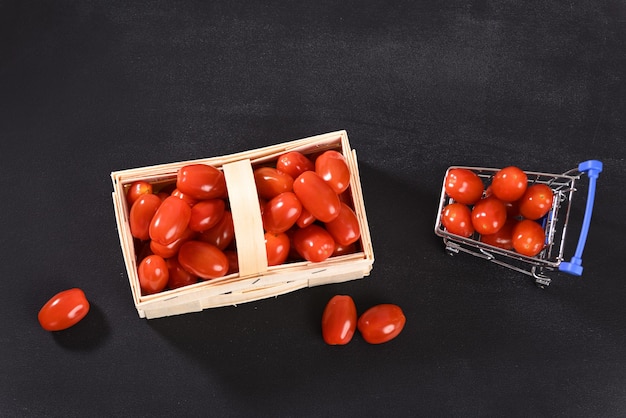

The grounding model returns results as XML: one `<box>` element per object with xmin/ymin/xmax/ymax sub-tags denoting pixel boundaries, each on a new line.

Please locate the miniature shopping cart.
<box><xmin>434</xmin><ymin>160</ymin><xmax>602</xmax><ymax>287</ymax></box>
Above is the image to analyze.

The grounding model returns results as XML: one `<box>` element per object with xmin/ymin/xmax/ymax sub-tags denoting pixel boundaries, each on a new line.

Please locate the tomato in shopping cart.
<box><xmin>490</xmin><ymin>166</ymin><xmax>528</xmax><ymax>202</ymax></box>
<box><xmin>518</xmin><ymin>184</ymin><xmax>554</xmax><ymax>220</ymax></box>
<box><xmin>444</xmin><ymin>168</ymin><xmax>484</xmax><ymax>205</ymax></box>
<box><xmin>441</xmin><ymin>203</ymin><xmax>474</xmax><ymax>237</ymax></box>
<box><xmin>471</xmin><ymin>196</ymin><xmax>507</xmax><ymax>235</ymax></box>
<box><xmin>512</xmin><ymin>219</ymin><xmax>545</xmax><ymax>257</ymax></box>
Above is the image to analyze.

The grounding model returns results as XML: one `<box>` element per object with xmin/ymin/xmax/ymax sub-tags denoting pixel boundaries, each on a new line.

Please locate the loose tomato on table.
<box><xmin>149</xmin><ymin>195</ymin><xmax>192</xmax><ymax>246</ymax></box>
<box><xmin>471</xmin><ymin>196</ymin><xmax>507</xmax><ymax>235</ymax></box>
<box><xmin>38</xmin><ymin>288</ymin><xmax>90</xmax><ymax>331</ymax></box>
<box><xmin>490</xmin><ymin>166</ymin><xmax>528</xmax><ymax>202</ymax></box>
<box><xmin>176</xmin><ymin>164</ymin><xmax>227</xmax><ymax>200</ymax></box>
<box><xmin>357</xmin><ymin>304</ymin><xmax>406</xmax><ymax>344</ymax></box>
<box><xmin>321</xmin><ymin>295</ymin><xmax>357</xmax><ymax>345</ymax></box>
<box><xmin>264</xmin><ymin>232</ymin><xmax>290</xmax><ymax>266</ymax></box>
<box><xmin>293</xmin><ymin>171</ymin><xmax>341</xmax><ymax>223</ymax></box>
<box><xmin>253</xmin><ymin>167</ymin><xmax>294</xmax><ymax>200</ymax></box>
<box><xmin>444</xmin><ymin>168</ymin><xmax>484</xmax><ymax>205</ymax></box>
<box><xmin>130</xmin><ymin>193</ymin><xmax>162</xmax><ymax>241</ymax></box>
<box><xmin>512</xmin><ymin>219</ymin><xmax>546</xmax><ymax>257</ymax></box>
<box><xmin>276</xmin><ymin>151</ymin><xmax>315</xmax><ymax>179</ymax></box>
<box><xmin>518</xmin><ymin>184</ymin><xmax>554</xmax><ymax>220</ymax></box>
<box><xmin>178</xmin><ymin>240</ymin><xmax>229</xmax><ymax>280</ymax></box>
<box><xmin>262</xmin><ymin>192</ymin><xmax>302</xmax><ymax>234</ymax></box>
<box><xmin>441</xmin><ymin>202</ymin><xmax>474</xmax><ymax>237</ymax></box>
<box><xmin>324</xmin><ymin>202</ymin><xmax>361</xmax><ymax>246</ymax></box>
<box><xmin>292</xmin><ymin>224</ymin><xmax>335</xmax><ymax>262</ymax></box>
<box><xmin>315</xmin><ymin>150</ymin><xmax>351</xmax><ymax>194</ymax></box>
<box><xmin>138</xmin><ymin>254</ymin><xmax>169</xmax><ymax>295</ymax></box>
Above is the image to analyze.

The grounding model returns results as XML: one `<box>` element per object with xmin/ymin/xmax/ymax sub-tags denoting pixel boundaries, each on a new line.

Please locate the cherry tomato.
<box><xmin>490</xmin><ymin>166</ymin><xmax>528</xmax><ymax>202</ymax></box>
<box><xmin>321</xmin><ymin>295</ymin><xmax>357</xmax><ymax>345</ymax></box>
<box><xmin>480</xmin><ymin>218</ymin><xmax>517</xmax><ymax>250</ymax></box>
<box><xmin>444</xmin><ymin>168</ymin><xmax>484</xmax><ymax>205</ymax></box>
<box><xmin>149</xmin><ymin>195</ymin><xmax>192</xmax><ymax>245</ymax></box>
<box><xmin>264</xmin><ymin>232</ymin><xmax>290</xmax><ymax>266</ymax></box>
<box><xmin>38</xmin><ymin>288</ymin><xmax>90</xmax><ymax>331</ymax></box>
<box><xmin>171</xmin><ymin>188</ymin><xmax>199</xmax><ymax>207</ymax></box>
<box><xmin>126</xmin><ymin>181</ymin><xmax>153</xmax><ymax>207</ymax></box>
<box><xmin>441</xmin><ymin>203</ymin><xmax>474</xmax><ymax>237</ymax></box>
<box><xmin>512</xmin><ymin>219</ymin><xmax>545</xmax><ymax>257</ymax></box>
<box><xmin>262</xmin><ymin>192</ymin><xmax>302</xmax><ymax>234</ymax></box>
<box><xmin>138</xmin><ymin>254</ymin><xmax>169</xmax><ymax>295</ymax></box>
<box><xmin>276</xmin><ymin>151</ymin><xmax>315</xmax><ymax>179</ymax></box>
<box><xmin>315</xmin><ymin>150</ymin><xmax>351</xmax><ymax>194</ymax></box>
<box><xmin>176</xmin><ymin>164</ymin><xmax>227</xmax><ymax>200</ymax></box>
<box><xmin>518</xmin><ymin>184</ymin><xmax>554</xmax><ymax>220</ymax></box>
<box><xmin>333</xmin><ymin>242</ymin><xmax>357</xmax><ymax>256</ymax></box>
<box><xmin>296</xmin><ymin>207</ymin><xmax>316</xmax><ymax>228</ymax></box>
<box><xmin>253</xmin><ymin>167</ymin><xmax>294</xmax><ymax>200</ymax></box>
<box><xmin>150</xmin><ymin>227</ymin><xmax>196</xmax><ymax>258</ymax></box>
<box><xmin>292</xmin><ymin>224</ymin><xmax>335</xmax><ymax>262</ymax></box>
<box><xmin>224</xmin><ymin>250</ymin><xmax>239</xmax><ymax>274</ymax></box>
<box><xmin>357</xmin><ymin>304</ymin><xmax>406</xmax><ymax>344</ymax></box>
<box><xmin>166</xmin><ymin>257</ymin><xmax>198</xmax><ymax>289</ymax></box>
<box><xmin>199</xmin><ymin>210</ymin><xmax>235</xmax><ymax>250</ymax></box>
<box><xmin>293</xmin><ymin>171</ymin><xmax>341</xmax><ymax>223</ymax></box>
<box><xmin>324</xmin><ymin>202</ymin><xmax>361</xmax><ymax>246</ymax></box>
<box><xmin>471</xmin><ymin>196</ymin><xmax>507</xmax><ymax>235</ymax></box>
<box><xmin>188</xmin><ymin>199</ymin><xmax>226</xmax><ymax>232</ymax></box>
<box><xmin>178</xmin><ymin>240</ymin><xmax>229</xmax><ymax>280</ymax></box>
<box><xmin>129</xmin><ymin>193</ymin><xmax>162</xmax><ymax>241</ymax></box>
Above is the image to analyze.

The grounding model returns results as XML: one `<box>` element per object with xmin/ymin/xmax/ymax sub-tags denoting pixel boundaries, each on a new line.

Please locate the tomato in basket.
<box><xmin>276</xmin><ymin>151</ymin><xmax>315</xmax><ymax>179</ymax></box>
<box><xmin>138</xmin><ymin>255</ymin><xmax>169</xmax><ymax>295</ymax></box>
<box><xmin>178</xmin><ymin>240</ymin><xmax>229</xmax><ymax>280</ymax></box>
<box><xmin>324</xmin><ymin>202</ymin><xmax>361</xmax><ymax>246</ymax></box>
<box><xmin>321</xmin><ymin>295</ymin><xmax>357</xmax><ymax>345</ymax></box>
<box><xmin>130</xmin><ymin>193</ymin><xmax>162</xmax><ymax>241</ymax></box>
<box><xmin>177</xmin><ymin>164</ymin><xmax>227</xmax><ymax>200</ymax></box>
<box><xmin>292</xmin><ymin>224</ymin><xmax>336</xmax><ymax>262</ymax></box>
<box><xmin>264</xmin><ymin>232</ymin><xmax>290</xmax><ymax>266</ymax></box>
<box><xmin>253</xmin><ymin>167</ymin><xmax>294</xmax><ymax>200</ymax></box>
<box><xmin>188</xmin><ymin>199</ymin><xmax>226</xmax><ymax>232</ymax></box>
<box><xmin>315</xmin><ymin>150</ymin><xmax>351</xmax><ymax>194</ymax></box>
<box><xmin>262</xmin><ymin>192</ymin><xmax>302</xmax><ymax>234</ymax></box>
<box><xmin>293</xmin><ymin>171</ymin><xmax>341</xmax><ymax>223</ymax></box>
<box><xmin>149</xmin><ymin>195</ymin><xmax>192</xmax><ymax>246</ymax></box>
<box><xmin>126</xmin><ymin>180</ymin><xmax>153</xmax><ymax>206</ymax></box>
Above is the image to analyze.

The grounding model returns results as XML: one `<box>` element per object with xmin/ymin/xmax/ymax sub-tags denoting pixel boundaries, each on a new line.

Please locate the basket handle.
<box><xmin>559</xmin><ymin>160</ymin><xmax>603</xmax><ymax>276</ymax></box>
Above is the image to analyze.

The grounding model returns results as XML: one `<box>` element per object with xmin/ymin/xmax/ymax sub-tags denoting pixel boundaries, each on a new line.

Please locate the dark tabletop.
<box><xmin>2</xmin><ymin>1</ymin><xmax>625</xmax><ymax>417</ymax></box>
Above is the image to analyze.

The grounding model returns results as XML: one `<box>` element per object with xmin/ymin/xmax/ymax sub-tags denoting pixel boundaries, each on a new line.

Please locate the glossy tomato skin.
<box><xmin>38</xmin><ymin>288</ymin><xmax>90</xmax><ymax>331</ymax></box>
<box><xmin>324</xmin><ymin>202</ymin><xmax>361</xmax><ymax>246</ymax></box>
<box><xmin>518</xmin><ymin>184</ymin><xmax>554</xmax><ymax>220</ymax></box>
<box><xmin>253</xmin><ymin>167</ymin><xmax>294</xmax><ymax>200</ymax></box>
<box><xmin>171</xmin><ymin>188</ymin><xmax>199</xmax><ymax>207</ymax></box>
<box><xmin>293</xmin><ymin>171</ymin><xmax>341</xmax><ymax>223</ymax></box>
<box><xmin>199</xmin><ymin>211</ymin><xmax>235</xmax><ymax>250</ymax></box>
<box><xmin>491</xmin><ymin>166</ymin><xmax>528</xmax><ymax>202</ymax></box>
<box><xmin>296</xmin><ymin>207</ymin><xmax>316</xmax><ymax>228</ymax></box>
<box><xmin>188</xmin><ymin>199</ymin><xmax>225</xmax><ymax>232</ymax></box>
<box><xmin>315</xmin><ymin>150</ymin><xmax>351</xmax><ymax>194</ymax></box>
<box><xmin>292</xmin><ymin>224</ymin><xmax>336</xmax><ymax>262</ymax></box>
<box><xmin>480</xmin><ymin>218</ymin><xmax>517</xmax><ymax>250</ymax></box>
<box><xmin>138</xmin><ymin>255</ymin><xmax>169</xmax><ymax>295</ymax></box>
<box><xmin>150</xmin><ymin>227</ymin><xmax>196</xmax><ymax>259</ymax></box>
<box><xmin>166</xmin><ymin>257</ymin><xmax>198</xmax><ymax>289</ymax></box>
<box><xmin>149</xmin><ymin>195</ymin><xmax>192</xmax><ymax>245</ymax></box>
<box><xmin>224</xmin><ymin>250</ymin><xmax>239</xmax><ymax>275</ymax></box>
<box><xmin>357</xmin><ymin>304</ymin><xmax>406</xmax><ymax>344</ymax></box>
<box><xmin>264</xmin><ymin>232</ymin><xmax>290</xmax><ymax>266</ymax></box>
<box><xmin>178</xmin><ymin>240</ymin><xmax>229</xmax><ymax>280</ymax></box>
<box><xmin>512</xmin><ymin>219</ymin><xmax>545</xmax><ymax>257</ymax></box>
<box><xmin>177</xmin><ymin>164</ymin><xmax>227</xmax><ymax>200</ymax></box>
<box><xmin>321</xmin><ymin>295</ymin><xmax>357</xmax><ymax>345</ymax></box>
<box><xmin>262</xmin><ymin>192</ymin><xmax>303</xmax><ymax>234</ymax></box>
<box><xmin>130</xmin><ymin>193</ymin><xmax>162</xmax><ymax>241</ymax></box>
<box><xmin>441</xmin><ymin>203</ymin><xmax>474</xmax><ymax>237</ymax></box>
<box><xmin>445</xmin><ymin>168</ymin><xmax>484</xmax><ymax>205</ymax></box>
<box><xmin>471</xmin><ymin>196</ymin><xmax>507</xmax><ymax>235</ymax></box>
<box><xmin>333</xmin><ymin>242</ymin><xmax>357</xmax><ymax>257</ymax></box>
<box><xmin>276</xmin><ymin>151</ymin><xmax>315</xmax><ymax>179</ymax></box>
<box><xmin>127</xmin><ymin>181</ymin><xmax>153</xmax><ymax>207</ymax></box>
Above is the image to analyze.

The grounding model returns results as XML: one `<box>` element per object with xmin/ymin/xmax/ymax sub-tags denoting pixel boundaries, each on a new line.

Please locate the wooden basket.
<box><xmin>111</xmin><ymin>130</ymin><xmax>374</xmax><ymax>319</ymax></box>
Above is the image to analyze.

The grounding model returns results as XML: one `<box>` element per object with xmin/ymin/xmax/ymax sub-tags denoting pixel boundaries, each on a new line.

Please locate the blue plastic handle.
<box><xmin>559</xmin><ymin>160</ymin><xmax>603</xmax><ymax>276</ymax></box>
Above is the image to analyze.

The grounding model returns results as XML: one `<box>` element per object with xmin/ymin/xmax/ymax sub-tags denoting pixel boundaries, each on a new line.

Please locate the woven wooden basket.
<box><xmin>111</xmin><ymin>130</ymin><xmax>374</xmax><ymax>319</ymax></box>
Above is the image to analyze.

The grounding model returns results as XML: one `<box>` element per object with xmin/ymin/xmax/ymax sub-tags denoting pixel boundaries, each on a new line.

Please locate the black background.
<box><xmin>1</xmin><ymin>1</ymin><xmax>625</xmax><ymax>417</ymax></box>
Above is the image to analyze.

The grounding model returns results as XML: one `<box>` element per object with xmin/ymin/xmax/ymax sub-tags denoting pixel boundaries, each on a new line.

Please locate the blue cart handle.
<box><xmin>559</xmin><ymin>160</ymin><xmax>603</xmax><ymax>276</ymax></box>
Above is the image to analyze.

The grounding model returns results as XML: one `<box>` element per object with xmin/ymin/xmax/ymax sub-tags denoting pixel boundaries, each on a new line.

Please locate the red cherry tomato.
<box><xmin>293</xmin><ymin>171</ymin><xmax>341</xmax><ymax>223</ymax></box>
<box><xmin>262</xmin><ymin>192</ymin><xmax>302</xmax><ymax>234</ymax></box>
<box><xmin>150</xmin><ymin>227</ymin><xmax>196</xmax><ymax>258</ymax></box>
<box><xmin>315</xmin><ymin>150</ymin><xmax>351</xmax><ymax>194</ymax></box>
<box><xmin>480</xmin><ymin>218</ymin><xmax>517</xmax><ymax>250</ymax></box>
<box><xmin>333</xmin><ymin>242</ymin><xmax>357</xmax><ymax>256</ymax></box>
<box><xmin>38</xmin><ymin>288</ymin><xmax>90</xmax><ymax>331</ymax></box>
<box><xmin>276</xmin><ymin>151</ymin><xmax>315</xmax><ymax>179</ymax></box>
<box><xmin>264</xmin><ymin>232</ymin><xmax>290</xmax><ymax>266</ymax></box>
<box><xmin>178</xmin><ymin>240</ymin><xmax>229</xmax><ymax>280</ymax></box>
<box><xmin>176</xmin><ymin>164</ymin><xmax>227</xmax><ymax>200</ymax></box>
<box><xmin>171</xmin><ymin>188</ymin><xmax>199</xmax><ymax>207</ymax></box>
<box><xmin>490</xmin><ymin>166</ymin><xmax>528</xmax><ymax>202</ymax></box>
<box><xmin>357</xmin><ymin>304</ymin><xmax>406</xmax><ymax>344</ymax></box>
<box><xmin>324</xmin><ymin>202</ymin><xmax>361</xmax><ymax>246</ymax></box>
<box><xmin>512</xmin><ymin>219</ymin><xmax>545</xmax><ymax>256</ymax></box>
<box><xmin>471</xmin><ymin>196</ymin><xmax>507</xmax><ymax>235</ymax></box>
<box><xmin>224</xmin><ymin>250</ymin><xmax>239</xmax><ymax>274</ymax></box>
<box><xmin>199</xmin><ymin>210</ymin><xmax>235</xmax><ymax>250</ymax></box>
<box><xmin>518</xmin><ymin>184</ymin><xmax>554</xmax><ymax>220</ymax></box>
<box><xmin>188</xmin><ymin>199</ymin><xmax>226</xmax><ymax>232</ymax></box>
<box><xmin>126</xmin><ymin>181</ymin><xmax>153</xmax><ymax>207</ymax></box>
<box><xmin>444</xmin><ymin>168</ymin><xmax>484</xmax><ymax>205</ymax></box>
<box><xmin>138</xmin><ymin>254</ymin><xmax>169</xmax><ymax>295</ymax></box>
<box><xmin>253</xmin><ymin>167</ymin><xmax>294</xmax><ymax>200</ymax></box>
<box><xmin>296</xmin><ymin>207</ymin><xmax>316</xmax><ymax>228</ymax></box>
<box><xmin>292</xmin><ymin>224</ymin><xmax>336</xmax><ymax>262</ymax></box>
<box><xmin>149</xmin><ymin>195</ymin><xmax>192</xmax><ymax>245</ymax></box>
<box><xmin>321</xmin><ymin>295</ymin><xmax>357</xmax><ymax>345</ymax></box>
<box><xmin>441</xmin><ymin>203</ymin><xmax>474</xmax><ymax>237</ymax></box>
<box><xmin>166</xmin><ymin>257</ymin><xmax>198</xmax><ymax>289</ymax></box>
<box><xmin>129</xmin><ymin>193</ymin><xmax>162</xmax><ymax>241</ymax></box>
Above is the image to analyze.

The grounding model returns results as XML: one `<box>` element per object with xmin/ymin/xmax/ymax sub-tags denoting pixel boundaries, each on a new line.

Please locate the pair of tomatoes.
<box><xmin>441</xmin><ymin>166</ymin><xmax>554</xmax><ymax>257</ymax></box>
<box><xmin>321</xmin><ymin>295</ymin><xmax>406</xmax><ymax>345</ymax></box>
